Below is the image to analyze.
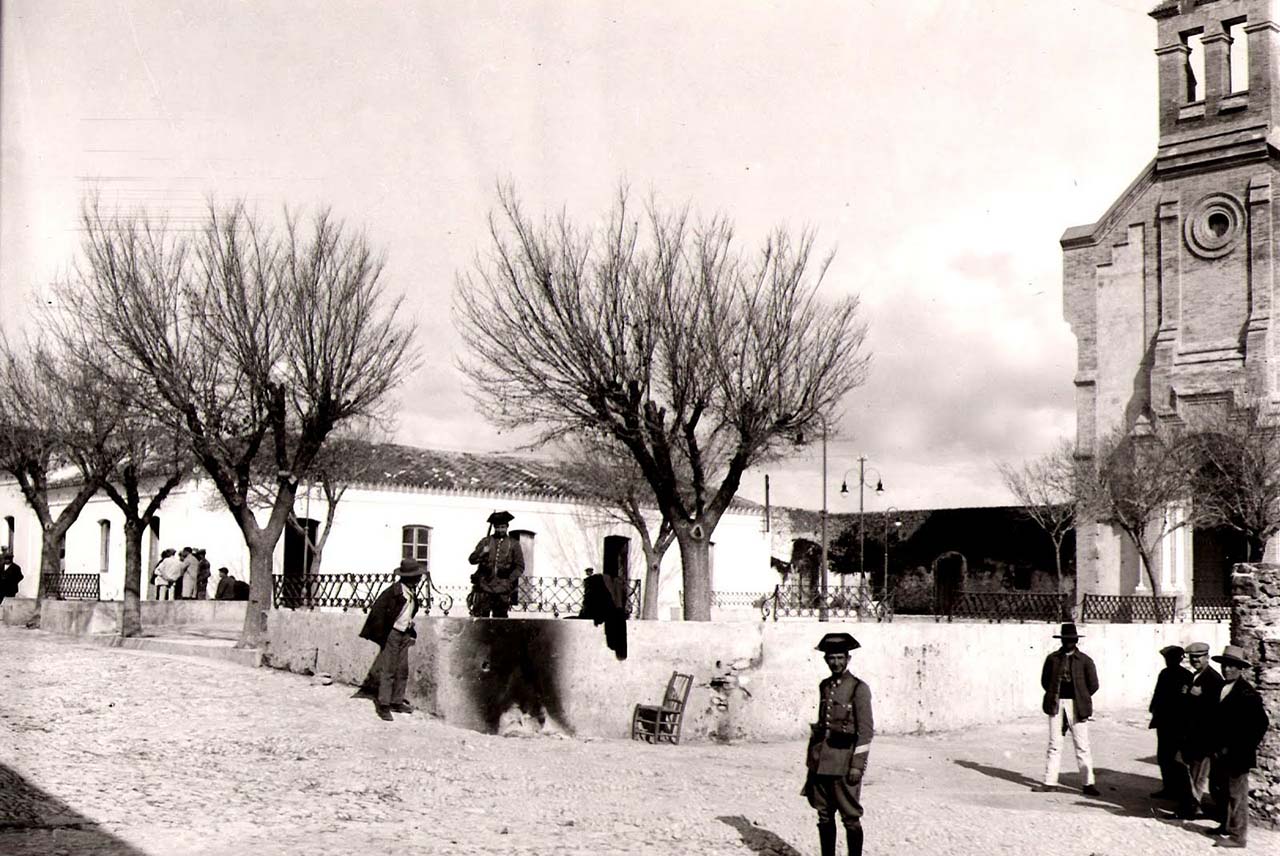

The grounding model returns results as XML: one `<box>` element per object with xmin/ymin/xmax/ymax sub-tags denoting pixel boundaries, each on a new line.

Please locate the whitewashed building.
<box><xmin>0</xmin><ymin>443</ymin><xmax>773</xmax><ymax>618</ymax></box>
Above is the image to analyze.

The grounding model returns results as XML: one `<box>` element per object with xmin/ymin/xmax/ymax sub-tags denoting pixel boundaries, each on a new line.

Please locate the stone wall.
<box><xmin>1232</xmin><ymin>564</ymin><xmax>1280</xmax><ymax>829</ymax></box>
<box><xmin>267</xmin><ymin>611</ymin><xmax>1229</xmax><ymax>741</ymax></box>
<box><xmin>0</xmin><ymin>598</ymin><xmax>247</xmax><ymax>635</ymax></box>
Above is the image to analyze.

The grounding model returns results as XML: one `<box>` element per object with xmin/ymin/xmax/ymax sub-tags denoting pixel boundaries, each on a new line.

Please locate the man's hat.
<box><xmin>1054</xmin><ymin>623</ymin><xmax>1083</xmax><ymax>639</ymax></box>
<box><xmin>395</xmin><ymin>557</ymin><xmax>426</xmax><ymax>577</ymax></box>
<box><xmin>487</xmin><ymin>510</ymin><xmax>514</xmax><ymax>525</ymax></box>
<box><xmin>1159</xmin><ymin>644</ymin><xmax>1184</xmax><ymax>658</ymax></box>
<box><xmin>1211</xmin><ymin>644</ymin><xmax>1252</xmax><ymax>668</ymax></box>
<box><xmin>1185</xmin><ymin>641</ymin><xmax>1210</xmax><ymax>656</ymax></box>
<box><xmin>815</xmin><ymin>632</ymin><xmax>860</xmax><ymax>654</ymax></box>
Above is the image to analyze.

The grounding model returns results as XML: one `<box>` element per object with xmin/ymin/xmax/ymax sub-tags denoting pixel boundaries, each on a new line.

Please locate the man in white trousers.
<box><xmin>1033</xmin><ymin>622</ymin><xmax>1101</xmax><ymax>796</ymax></box>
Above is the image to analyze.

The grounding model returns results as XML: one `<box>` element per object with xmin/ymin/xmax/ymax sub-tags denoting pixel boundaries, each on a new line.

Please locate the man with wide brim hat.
<box><xmin>467</xmin><ymin>510</ymin><xmax>525</xmax><ymax>618</ymax></box>
<box><xmin>1204</xmin><ymin>645</ymin><xmax>1270</xmax><ymax>848</ymax></box>
<box><xmin>1033</xmin><ymin>623</ymin><xmax>1101</xmax><ymax>796</ymax></box>
<box><xmin>1148</xmin><ymin>644</ymin><xmax>1191</xmax><ymax>802</ymax></box>
<box><xmin>801</xmin><ymin>632</ymin><xmax>874</xmax><ymax>856</ymax></box>
<box><xmin>1177</xmin><ymin>640</ymin><xmax>1224</xmax><ymax>819</ymax></box>
<box><xmin>358</xmin><ymin>558</ymin><xmax>426</xmax><ymax>721</ymax></box>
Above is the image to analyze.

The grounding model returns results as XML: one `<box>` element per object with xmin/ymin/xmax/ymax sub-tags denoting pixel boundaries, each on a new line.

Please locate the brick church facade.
<box><xmin>1063</xmin><ymin>0</ymin><xmax>1280</xmax><ymax>606</ymax></box>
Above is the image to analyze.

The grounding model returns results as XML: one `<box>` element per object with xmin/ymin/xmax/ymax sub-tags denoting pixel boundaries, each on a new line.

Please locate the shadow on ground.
<box><xmin>952</xmin><ymin>758</ymin><xmax>1164</xmax><ymax>818</ymax></box>
<box><xmin>717</xmin><ymin>815</ymin><xmax>804</xmax><ymax>856</ymax></box>
<box><xmin>0</xmin><ymin>763</ymin><xmax>149</xmax><ymax>855</ymax></box>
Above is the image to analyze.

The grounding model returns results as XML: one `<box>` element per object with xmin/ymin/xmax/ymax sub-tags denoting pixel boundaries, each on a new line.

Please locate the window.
<box><xmin>1228</xmin><ymin>20</ymin><xmax>1249</xmax><ymax>93</ymax></box>
<box><xmin>99</xmin><ymin>520</ymin><xmax>111</xmax><ymax>574</ymax></box>
<box><xmin>401</xmin><ymin>525</ymin><xmax>431</xmax><ymax>566</ymax></box>
<box><xmin>1184</xmin><ymin>29</ymin><xmax>1206</xmax><ymax>102</ymax></box>
<box><xmin>4</xmin><ymin>515</ymin><xmax>13</xmax><ymax>551</ymax></box>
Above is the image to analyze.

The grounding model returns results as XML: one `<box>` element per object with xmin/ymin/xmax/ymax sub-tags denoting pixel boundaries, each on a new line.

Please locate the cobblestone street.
<box><xmin>2</xmin><ymin>626</ymin><xmax>1276</xmax><ymax>855</ymax></box>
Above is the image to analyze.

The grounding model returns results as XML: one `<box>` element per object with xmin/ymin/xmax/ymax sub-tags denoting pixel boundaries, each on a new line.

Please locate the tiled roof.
<box><xmin>340</xmin><ymin>441</ymin><xmax>584</xmax><ymax>498</ymax></box>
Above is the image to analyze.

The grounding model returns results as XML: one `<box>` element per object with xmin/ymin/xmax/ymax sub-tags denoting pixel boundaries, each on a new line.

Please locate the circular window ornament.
<box><xmin>1184</xmin><ymin>193</ymin><xmax>1245</xmax><ymax>259</ymax></box>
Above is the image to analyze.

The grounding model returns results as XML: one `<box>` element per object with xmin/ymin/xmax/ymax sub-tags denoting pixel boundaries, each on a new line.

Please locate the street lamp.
<box><xmin>882</xmin><ymin>507</ymin><xmax>901</xmax><ymax>597</ymax></box>
<box><xmin>840</xmin><ymin>457</ymin><xmax>884</xmax><ymax>587</ymax></box>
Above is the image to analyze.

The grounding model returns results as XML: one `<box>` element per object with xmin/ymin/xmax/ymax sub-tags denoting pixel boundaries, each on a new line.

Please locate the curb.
<box><xmin>78</xmin><ymin>633</ymin><xmax>264</xmax><ymax>668</ymax></box>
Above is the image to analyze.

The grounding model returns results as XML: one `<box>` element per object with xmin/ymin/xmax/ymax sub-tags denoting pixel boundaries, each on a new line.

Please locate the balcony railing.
<box><xmin>945</xmin><ymin>591</ymin><xmax>1073</xmax><ymax>623</ymax></box>
<box><xmin>1081</xmin><ymin>593</ymin><xmax>1177</xmax><ymax>623</ymax></box>
<box><xmin>759</xmin><ymin>584</ymin><xmax>895</xmax><ymax>622</ymax></box>
<box><xmin>272</xmin><ymin>572</ymin><xmax>454</xmax><ymax>615</ymax></box>
<box><xmin>40</xmin><ymin>573</ymin><xmax>101</xmax><ymax>601</ymax></box>
<box><xmin>1190</xmin><ymin>595</ymin><xmax>1231</xmax><ymax>622</ymax></box>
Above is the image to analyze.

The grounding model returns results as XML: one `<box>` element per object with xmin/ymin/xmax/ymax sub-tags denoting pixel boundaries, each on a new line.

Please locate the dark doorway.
<box><xmin>603</xmin><ymin>535</ymin><xmax>631</xmax><ymax>611</ymax></box>
<box><xmin>933</xmin><ymin>551</ymin><xmax>966</xmax><ymax>617</ymax></box>
<box><xmin>283</xmin><ymin>518</ymin><xmax>319</xmax><ymax>580</ymax></box>
<box><xmin>1192</xmin><ymin>524</ymin><xmax>1244</xmax><ymax>599</ymax></box>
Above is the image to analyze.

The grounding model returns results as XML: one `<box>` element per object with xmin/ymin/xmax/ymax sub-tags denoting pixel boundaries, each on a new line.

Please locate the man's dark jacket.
<box><xmin>1149</xmin><ymin>664</ymin><xmax>1192</xmax><ymax>730</ymax></box>
<box><xmin>0</xmin><ymin>561</ymin><xmax>22</xmax><ymax>597</ymax></box>
<box><xmin>1040</xmin><ymin>649</ymin><xmax>1100</xmax><ymax>719</ymax></box>
<box><xmin>1213</xmin><ymin>678</ymin><xmax>1270</xmax><ymax>775</ymax></box>
<box><xmin>1184</xmin><ymin>665</ymin><xmax>1225</xmax><ymax>761</ymax></box>
<box><xmin>359</xmin><ymin>582</ymin><xmax>417</xmax><ymax>647</ymax></box>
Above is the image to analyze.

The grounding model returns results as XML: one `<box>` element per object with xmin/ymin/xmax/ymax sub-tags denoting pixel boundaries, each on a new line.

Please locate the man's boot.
<box><xmin>845</xmin><ymin>822</ymin><xmax>864</xmax><ymax>856</ymax></box>
<box><xmin>817</xmin><ymin>822</ymin><xmax>837</xmax><ymax>856</ymax></box>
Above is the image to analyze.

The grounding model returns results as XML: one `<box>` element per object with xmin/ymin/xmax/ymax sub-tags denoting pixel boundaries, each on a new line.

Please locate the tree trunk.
<box><xmin>1137</xmin><ymin>548</ymin><xmax>1165</xmax><ymax>623</ymax></box>
<box><xmin>38</xmin><ymin>530</ymin><xmax>62</xmax><ymax>597</ymax></box>
<box><xmin>1051</xmin><ymin>535</ymin><xmax>1070</xmax><ymax>621</ymax></box>
<box><xmin>239</xmin><ymin>533</ymin><xmax>276</xmax><ymax>648</ymax></box>
<box><xmin>120</xmin><ymin>518</ymin><xmax>144</xmax><ymax>637</ymax></box>
<box><xmin>675</xmin><ymin>524</ymin><xmax>711</xmax><ymax>621</ymax></box>
<box><xmin>640</xmin><ymin>547</ymin><xmax>662</xmax><ymax>620</ymax></box>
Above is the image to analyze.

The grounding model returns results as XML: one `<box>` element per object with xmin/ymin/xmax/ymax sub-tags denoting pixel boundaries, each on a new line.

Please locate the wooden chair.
<box><xmin>631</xmin><ymin>671</ymin><xmax>693</xmax><ymax>745</ymax></box>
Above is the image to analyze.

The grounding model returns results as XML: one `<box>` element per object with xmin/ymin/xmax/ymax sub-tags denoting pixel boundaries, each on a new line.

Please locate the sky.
<box><xmin>0</xmin><ymin>0</ymin><xmax>1161</xmax><ymax>515</ymax></box>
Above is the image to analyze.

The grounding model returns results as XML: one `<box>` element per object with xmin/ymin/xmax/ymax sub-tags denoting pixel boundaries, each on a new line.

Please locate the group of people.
<box><xmin>1148</xmin><ymin>640</ymin><xmax>1271</xmax><ymax>848</ymax></box>
<box><xmin>151</xmin><ymin>547</ymin><xmax>246</xmax><ymax>601</ymax></box>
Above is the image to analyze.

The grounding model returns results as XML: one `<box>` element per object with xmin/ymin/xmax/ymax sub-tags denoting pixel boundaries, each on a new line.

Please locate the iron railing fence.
<box><xmin>1081</xmin><ymin>593</ymin><xmax>1177</xmax><ymax>623</ymax></box>
<box><xmin>272</xmin><ymin>572</ymin><xmax>454</xmax><ymax>615</ymax></box>
<box><xmin>945</xmin><ymin>591</ymin><xmax>1073</xmax><ymax>623</ymax></box>
<box><xmin>1190</xmin><ymin>595</ymin><xmax>1231</xmax><ymax>622</ymax></box>
<box><xmin>712</xmin><ymin>590</ymin><xmax>772</xmax><ymax>610</ymax></box>
<box><xmin>40</xmin><ymin>573</ymin><xmax>100</xmax><ymax>601</ymax></box>
<box><xmin>507</xmin><ymin>577</ymin><xmax>641</xmax><ymax>618</ymax></box>
<box><xmin>760</xmin><ymin>584</ymin><xmax>895</xmax><ymax>622</ymax></box>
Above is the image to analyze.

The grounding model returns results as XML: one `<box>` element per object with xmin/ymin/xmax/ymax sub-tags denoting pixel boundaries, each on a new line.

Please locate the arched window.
<box><xmin>4</xmin><ymin>515</ymin><xmax>13</xmax><ymax>551</ymax></box>
<box><xmin>99</xmin><ymin>520</ymin><xmax>111</xmax><ymax>574</ymax></box>
<box><xmin>401</xmin><ymin>525</ymin><xmax>431</xmax><ymax>567</ymax></box>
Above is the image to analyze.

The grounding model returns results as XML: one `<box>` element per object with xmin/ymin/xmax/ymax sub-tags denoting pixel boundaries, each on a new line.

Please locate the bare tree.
<box><xmin>1185</xmin><ymin>403</ymin><xmax>1280</xmax><ymax>562</ymax></box>
<box><xmin>64</xmin><ymin>198</ymin><xmax>417</xmax><ymax>647</ymax></box>
<box><xmin>557</xmin><ymin>435</ymin><xmax>676</xmax><ymax>620</ymax></box>
<box><xmin>1083</xmin><ymin>419</ymin><xmax>1200</xmax><ymax>621</ymax></box>
<box><xmin>0</xmin><ymin>337</ymin><xmax>115</xmax><ymax>594</ymax></box>
<box><xmin>455</xmin><ymin>186</ymin><xmax>869</xmax><ymax>620</ymax></box>
<box><xmin>998</xmin><ymin>439</ymin><xmax>1081</xmax><ymax>611</ymax></box>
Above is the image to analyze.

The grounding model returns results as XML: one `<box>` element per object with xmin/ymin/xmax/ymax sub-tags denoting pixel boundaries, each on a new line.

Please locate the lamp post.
<box><xmin>840</xmin><ymin>458</ymin><xmax>884</xmax><ymax>588</ymax></box>
<box><xmin>818</xmin><ymin>419</ymin><xmax>829</xmax><ymax>622</ymax></box>
<box><xmin>882</xmin><ymin>507</ymin><xmax>901</xmax><ymax>597</ymax></box>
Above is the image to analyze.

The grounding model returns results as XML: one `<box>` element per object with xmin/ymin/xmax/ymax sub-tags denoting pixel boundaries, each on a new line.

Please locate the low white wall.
<box><xmin>266</xmin><ymin>611</ymin><xmax>1231</xmax><ymax>740</ymax></box>
<box><xmin>7</xmin><ymin>599</ymin><xmax>248</xmax><ymax>635</ymax></box>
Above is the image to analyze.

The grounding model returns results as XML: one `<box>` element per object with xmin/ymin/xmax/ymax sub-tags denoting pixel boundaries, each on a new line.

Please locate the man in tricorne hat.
<box><xmin>801</xmin><ymin>632</ymin><xmax>874</xmax><ymax>856</ymax></box>
<box><xmin>1148</xmin><ymin>644</ymin><xmax>1191</xmax><ymax>803</ymax></box>
<box><xmin>1033</xmin><ymin>623</ymin><xmax>1101</xmax><ymax>796</ymax></box>
<box><xmin>1204</xmin><ymin>644</ymin><xmax>1270</xmax><ymax>848</ymax></box>
<box><xmin>358</xmin><ymin>558</ymin><xmax>426</xmax><ymax>721</ymax></box>
<box><xmin>467</xmin><ymin>510</ymin><xmax>525</xmax><ymax>618</ymax></box>
<box><xmin>1178</xmin><ymin>640</ymin><xmax>1224</xmax><ymax>819</ymax></box>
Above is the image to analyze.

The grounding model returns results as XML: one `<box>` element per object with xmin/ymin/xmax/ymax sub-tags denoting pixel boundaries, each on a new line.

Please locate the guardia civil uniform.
<box><xmin>802</xmin><ymin>632</ymin><xmax>874</xmax><ymax>856</ymax></box>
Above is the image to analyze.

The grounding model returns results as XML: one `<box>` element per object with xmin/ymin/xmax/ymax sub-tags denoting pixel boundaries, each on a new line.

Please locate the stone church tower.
<box><xmin>1063</xmin><ymin>0</ymin><xmax>1280</xmax><ymax>604</ymax></box>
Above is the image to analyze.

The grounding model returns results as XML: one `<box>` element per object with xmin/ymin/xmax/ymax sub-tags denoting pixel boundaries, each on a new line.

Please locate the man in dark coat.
<box><xmin>1034</xmin><ymin>623</ymin><xmax>1101</xmax><ymax>796</ymax></box>
<box><xmin>214</xmin><ymin>568</ymin><xmax>235</xmax><ymax>601</ymax></box>
<box><xmin>1179</xmin><ymin>640</ymin><xmax>1225</xmax><ymax>819</ymax></box>
<box><xmin>467</xmin><ymin>510</ymin><xmax>525</xmax><ymax>618</ymax></box>
<box><xmin>801</xmin><ymin>632</ymin><xmax>874</xmax><ymax>856</ymax></box>
<box><xmin>1148</xmin><ymin>644</ymin><xmax>1192</xmax><ymax>802</ymax></box>
<box><xmin>1204</xmin><ymin>645</ymin><xmax>1270</xmax><ymax>848</ymax></box>
<box><xmin>0</xmin><ymin>547</ymin><xmax>22</xmax><ymax>603</ymax></box>
<box><xmin>359</xmin><ymin>558</ymin><xmax>426</xmax><ymax>721</ymax></box>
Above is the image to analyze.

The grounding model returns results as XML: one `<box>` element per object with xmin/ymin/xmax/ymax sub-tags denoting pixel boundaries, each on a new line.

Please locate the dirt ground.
<box><xmin>2</xmin><ymin>626</ymin><xmax>1276</xmax><ymax>855</ymax></box>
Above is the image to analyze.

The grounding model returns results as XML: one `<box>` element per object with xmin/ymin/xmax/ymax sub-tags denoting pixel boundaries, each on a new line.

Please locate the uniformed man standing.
<box><xmin>802</xmin><ymin>632</ymin><xmax>874</xmax><ymax>856</ymax></box>
<box><xmin>467</xmin><ymin>510</ymin><xmax>525</xmax><ymax>618</ymax></box>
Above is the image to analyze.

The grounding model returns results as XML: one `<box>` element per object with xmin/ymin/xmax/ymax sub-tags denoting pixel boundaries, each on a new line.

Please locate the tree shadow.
<box><xmin>0</xmin><ymin>763</ymin><xmax>150</xmax><ymax>855</ymax></box>
<box><xmin>717</xmin><ymin>815</ymin><xmax>804</xmax><ymax>856</ymax></box>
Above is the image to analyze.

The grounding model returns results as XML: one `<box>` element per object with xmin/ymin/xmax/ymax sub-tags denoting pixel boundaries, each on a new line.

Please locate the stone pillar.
<box><xmin>1231</xmin><ymin>563</ymin><xmax>1280</xmax><ymax>828</ymax></box>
